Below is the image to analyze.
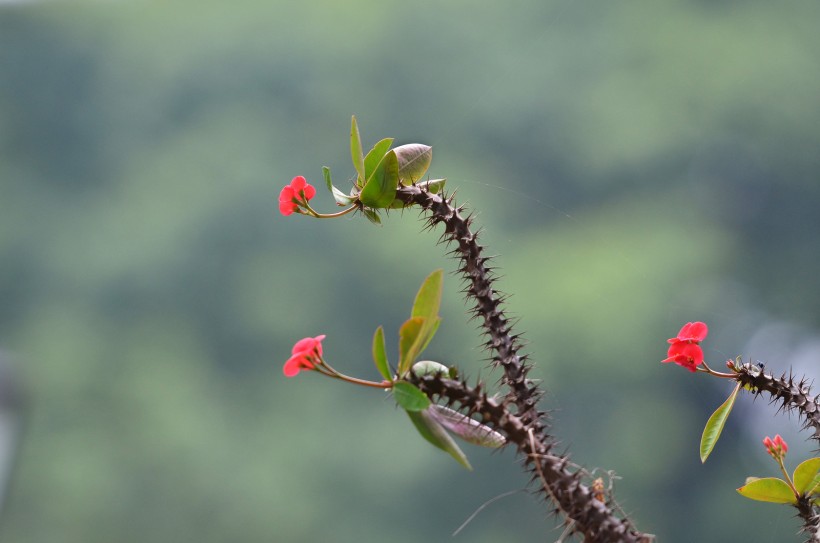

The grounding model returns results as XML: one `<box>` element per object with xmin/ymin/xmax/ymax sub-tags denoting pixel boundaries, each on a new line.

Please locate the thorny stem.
<box><xmin>395</xmin><ymin>184</ymin><xmax>651</xmax><ymax>542</ymax></box>
<box><xmin>795</xmin><ymin>497</ymin><xmax>820</xmax><ymax>543</ymax></box>
<box><xmin>732</xmin><ymin>362</ymin><xmax>820</xmax><ymax>444</ymax></box>
<box><xmin>409</xmin><ymin>372</ymin><xmax>653</xmax><ymax>542</ymax></box>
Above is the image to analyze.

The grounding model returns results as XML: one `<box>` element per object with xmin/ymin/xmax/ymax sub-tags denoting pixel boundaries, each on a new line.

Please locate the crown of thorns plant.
<box><xmin>278</xmin><ymin>117</ymin><xmax>820</xmax><ymax>542</ymax></box>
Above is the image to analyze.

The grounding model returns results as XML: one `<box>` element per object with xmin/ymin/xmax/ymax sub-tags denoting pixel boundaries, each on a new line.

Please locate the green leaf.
<box><xmin>412</xmin><ymin>269</ymin><xmax>443</xmax><ymax>321</ymax></box>
<box><xmin>700</xmin><ymin>382</ymin><xmax>741</xmax><ymax>463</ymax></box>
<box><xmin>398</xmin><ymin>316</ymin><xmax>425</xmax><ymax>374</ymax></box>
<box><xmin>364</xmin><ymin>137</ymin><xmax>394</xmax><ymax>180</ymax></box>
<box><xmin>350</xmin><ymin>116</ymin><xmax>365</xmax><ymax>186</ymax></box>
<box><xmin>406</xmin><ymin>409</ymin><xmax>472</xmax><ymax>470</ymax></box>
<box><xmin>392</xmin><ymin>381</ymin><xmax>431</xmax><ymax>412</ymax></box>
<box><xmin>359</xmin><ymin>150</ymin><xmax>399</xmax><ymax>208</ymax></box>
<box><xmin>393</xmin><ymin>143</ymin><xmax>432</xmax><ymax>183</ymax></box>
<box><xmin>372</xmin><ymin>326</ymin><xmax>392</xmax><ymax>381</ymax></box>
<box><xmin>323</xmin><ymin>166</ymin><xmax>355</xmax><ymax>205</ymax></box>
<box><xmin>361</xmin><ymin>208</ymin><xmax>382</xmax><ymax>225</ymax></box>
<box><xmin>737</xmin><ymin>477</ymin><xmax>797</xmax><ymax>504</ymax></box>
<box><xmin>428</xmin><ymin>405</ymin><xmax>505</xmax><ymax>448</ymax></box>
<box><xmin>397</xmin><ymin>270</ymin><xmax>445</xmax><ymax>375</ymax></box>
<box><xmin>417</xmin><ymin>178</ymin><xmax>446</xmax><ymax>194</ymax></box>
<box><xmin>411</xmin><ymin>360</ymin><xmax>450</xmax><ymax>377</ymax></box>
<box><xmin>793</xmin><ymin>457</ymin><xmax>820</xmax><ymax>495</ymax></box>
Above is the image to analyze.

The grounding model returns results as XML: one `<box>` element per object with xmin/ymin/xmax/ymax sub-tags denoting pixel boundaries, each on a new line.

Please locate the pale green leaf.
<box><xmin>364</xmin><ymin>137</ymin><xmax>394</xmax><ymax>180</ymax></box>
<box><xmin>372</xmin><ymin>326</ymin><xmax>392</xmax><ymax>381</ymax></box>
<box><xmin>406</xmin><ymin>409</ymin><xmax>472</xmax><ymax>470</ymax></box>
<box><xmin>700</xmin><ymin>382</ymin><xmax>741</xmax><ymax>463</ymax></box>
<box><xmin>793</xmin><ymin>457</ymin><xmax>820</xmax><ymax>495</ymax></box>
<box><xmin>737</xmin><ymin>477</ymin><xmax>797</xmax><ymax>504</ymax></box>
<box><xmin>323</xmin><ymin>166</ymin><xmax>355</xmax><ymax>205</ymax></box>
<box><xmin>393</xmin><ymin>143</ymin><xmax>432</xmax><ymax>183</ymax></box>
<box><xmin>350</xmin><ymin>116</ymin><xmax>365</xmax><ymax>186</ymax></box>
<box><xmin>411</xmin><ymin>360</ymin><xmax>450</xmax><ymax>377</ymax></box>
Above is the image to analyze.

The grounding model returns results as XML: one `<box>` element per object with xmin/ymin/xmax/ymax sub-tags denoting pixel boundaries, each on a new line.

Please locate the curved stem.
<box><xmin>303</xmin><ymin>201</ymin><xmax>358</xmax><ymax>219</ymax></box>
<box><xmin>698</xmin><ymin>361</ymin><xmax>736</xmax><ymax>379</ymax></box>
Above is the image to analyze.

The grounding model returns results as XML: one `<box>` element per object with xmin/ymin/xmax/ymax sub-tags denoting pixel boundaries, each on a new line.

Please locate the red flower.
<box><xmin>763</xmin><ymin>434</ymin><xmax>788</xmax><ymax>459</ymax></box>
<box><xmin>283</xmin><ymin>334</ymin><xmax>326</xmax><ymax>377</ymax></box>
<box><xmin>667</xmin><ymin>321</ymin><xmax>708</xmax><ymax>344</ymax></box>
<box><xmin>662</xmin><ymin>342</ymin><xmax>704</xmax><ymax>372</ymax></box>
<box><xmin>279</xmin><ymin>176</ymin><xmax>317</xmax><ymax>216</ymax></box>
<box><xmin>662</xmin><ymin>321</ymin><xmax>708</xmax><ymax>372</ymax></box>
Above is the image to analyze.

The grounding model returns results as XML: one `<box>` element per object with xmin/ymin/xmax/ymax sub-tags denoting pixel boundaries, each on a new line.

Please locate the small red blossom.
<box><xmin>283</xmin><ymin>334</ymin><xmax>326</xmax><ymax>377</ymax></box>
<box><xmin>662</xmin><ymin>342</ymin><xmax>704</xmax><ymax>372</ymax></box>
<box><xmin>662</xmin><ymin>321</ymin><xmax>708</xmax><ymax>371</ymax></box>
<box><xmin>279</xmin><ymin>176</ymin><xmax>317</xmax><ymax>216</ymax></box>
<box><xmin>667</xmin><ymin>321</ymin><xmax>708</xmax><ymax>344</ymax></box>
<box><xmin>763</xmin><ymin>434</ymin><xmax>788</xmax><ymax>459</ymax></box>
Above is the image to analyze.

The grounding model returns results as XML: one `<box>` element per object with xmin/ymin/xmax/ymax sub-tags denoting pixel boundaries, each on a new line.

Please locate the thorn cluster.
<box><xmin>395</xmin><ymin>185</ymin><xmax>651</xmax><ymax>542</ymax></box>
<box><xmin>409</xmin><ymin>373</ymin><xmax>652</xmax><ymax>542</ymax></box>
<box><xmin>795</xmin><ymin>496</ymin><xmax>820</xmax><ymax>543</ymax></box>
<box><xmin>733</xmin><ymin>362</ymin><xmax>820</xmax><ymax>443</ymax></box>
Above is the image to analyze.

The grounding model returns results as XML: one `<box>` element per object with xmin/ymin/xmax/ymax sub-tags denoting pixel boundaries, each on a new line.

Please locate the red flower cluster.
<box><xmin>283</xmin><ymin>335</ymin><xmax>326</xmax><ymax>377</ymax></box>
<box><xmin>763</xmin><ymin>434</ymin><xmax>788</xmax><ymax>459</ymax></box>
<box><xmin>662</xmin><ymin>321</ymin><xmax>708</xmax><ymax>372</ymax></box>
<box><xmin>279</xmin><ymin>176</ymin><xmax>316</xmax><ymax>216</ymax></box>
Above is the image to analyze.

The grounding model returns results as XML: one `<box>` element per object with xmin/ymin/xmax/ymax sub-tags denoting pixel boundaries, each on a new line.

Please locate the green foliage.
<box><xmin>397</xmin><ymin>270</ymin><xmax>443</xmax><ymax>375</ymax></box>
<box><xmin>391</xmin><ymin>381</ymin><xmax>430</xmax><ymax>411</ymax></box>
<box><xmin>700</xmin><ymin>383</ymin><xmax>740</xmax><ymax>463</ymax></box>
<box><xmin>793</xmin><ymin>458</ymin><xmax>820</xmax><ymax>495</ymax></box>
<box><xmin>405</xmin><ymin>409</ymin><xmax>472</xmax><ymax>471</ymax></box>
<box><xmin>737</xmin><ymin>477</ymin><xmax>797</xmax><ymax>504</ymax></box>
<box><xmin>372</xmin><ymin>326</ymin><xmax>392</xmax><ymax>381</ymax></box>
<box><xmin>359</xmin><ymin>149</ymin><xmax>399</xmax><ymax>208</ymax></box>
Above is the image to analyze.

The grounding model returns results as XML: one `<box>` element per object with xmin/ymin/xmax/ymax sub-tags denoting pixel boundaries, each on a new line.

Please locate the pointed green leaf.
<box><xmin>372</xmin><ymin>326</ymin><xmax>392</xmax><ymax>381</ymax></box>
<box><xmin>361</xmin><ymin>208</ymin><xmax>382</xmax><ymax>225</ymax></box>
<box><xmin>398</xmin><ymin>270</ymin><xmax>445</xmax><ymax>375</ymax></box>
<box><xmin>364</xmin><ymin>137</ymin><xmax>394</xmax><ymax>180</ymax></box>
<box><xmin>360</xmin><ymin>150</ymin><xmax>399</xmax><ymax>208</ymax></box>
<box><xmin>412</xmin><ymin>269</ymin><xmax>443</xmax><ymax>321</ymax></box>
<box><xmin>737</xmin><ymin>477</ymin><xmax>797</xmax><ymax>504</ymax></box>
<box><xmin>323</xmin><ymin>166</ymin><xmax>356</xmax><ymax>205</ymax></box>
<box><xmin>700</xmin><ymin>382</ymin><xmax>741</xmax><ymax>463</ymax></box>
<box><xmin>428</xmin><ymin>405</ymin><xmax>505</xmax><ymax>448</ymax></box>
<box><xmin>793</xmin><ymin>457</ymin><xmax>820</xmax><ymax>495</ymax></box>
<box><xmin>406</xmin><ymin>409</ymin><xmax>472</xmax><ymax>470</ymax></box>
<box><xmin>350</xmin><ymin>116</ymin><xmax>365</xmax><ymax>186</ymax></box>
<box><xmin>411</xmin><ymin>360</ymin><xmax>450</xmax><ymax>377</ymax></box>
<box><xmin>393</xmin><ymin>143</ymin><xmax>432</xmax><ymax>183</ymax></box>
<box><xmin>392</xmin><ymin>381</ymin><xmax>430</xmax><ymax>412</ymax></box>
<box><xmin>398</xmin><ymin>316</ymin><xmax>425</xmax><ymax>374</ymax></box>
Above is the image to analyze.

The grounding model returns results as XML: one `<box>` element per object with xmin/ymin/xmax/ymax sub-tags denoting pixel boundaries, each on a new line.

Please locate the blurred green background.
<box><xmin>2</xmin><ymin>1</ymin><xmax>820</xmax><ymax>541</ymax></box>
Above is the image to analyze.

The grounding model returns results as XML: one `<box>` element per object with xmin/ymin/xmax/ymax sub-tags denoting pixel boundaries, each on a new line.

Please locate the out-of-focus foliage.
<box><xmin>1</xmin><ymin>1</ymin><xmax>819</xmax><ymax>541</ymax></box>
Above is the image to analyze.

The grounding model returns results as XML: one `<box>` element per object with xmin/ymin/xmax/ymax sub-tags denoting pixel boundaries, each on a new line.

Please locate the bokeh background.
<box><xmin>2</xmin><ymin>1</ymin><xmax>820</xmax><ymax>541</ymax></box>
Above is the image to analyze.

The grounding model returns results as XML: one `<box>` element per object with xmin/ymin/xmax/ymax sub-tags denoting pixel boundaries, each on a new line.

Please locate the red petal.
<box><xmin>292</xmin><ymin>337</ymin><xmax>318</xmax><ymax>355</ymax></box>
<box><xmin>677</xmin><ymin>321</ymin><xmax>708</xmax><ymax>342</ymax></box>
<box><xmin>302</xmin><ymin>183</ymin><xmax>316</xmax><ymax>200</ymax></box>
<box><xmin>279</xmin><ymin>186</ymin><xmax>294</xmax><ymax>202</ymax></box>
<box><xmin>662</xmin><ymin>343</ymin><xmax>703</xmax><ymax>371</ymax></box>
<box><xmin>279</xmin><ymin>200</ymin><xmax>296</xmax><ymax>216</ymax></box>
<box><xmin>290</xmin><ymin>176</ymin><xmax>308</xmax><ymax>191</ymax></box>
<box><xmin>291</xmin><ymin>335</ymin><xmax>326</xmax><ymax>356</ymax></box>
<box><xmin>283</xmin><ymin>357</ymin><xmax>303</xmax><ymax>377</ymax></box>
